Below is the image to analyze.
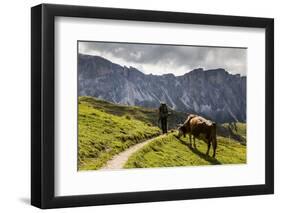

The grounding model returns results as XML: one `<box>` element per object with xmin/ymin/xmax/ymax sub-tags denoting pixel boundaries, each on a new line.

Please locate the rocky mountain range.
<box><xmin>78</xmin><ymin>54</ymin><xmax>246</xmax><ymax>123</ymax></box>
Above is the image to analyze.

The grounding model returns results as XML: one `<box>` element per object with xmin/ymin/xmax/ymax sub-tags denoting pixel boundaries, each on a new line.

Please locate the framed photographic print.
<box><xmin>31</xmin><ymin>3</ymin><xmax>274</xmax><ymax>209</ymax></box>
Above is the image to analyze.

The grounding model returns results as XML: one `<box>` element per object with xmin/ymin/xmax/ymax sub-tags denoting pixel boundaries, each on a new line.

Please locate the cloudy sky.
<box><xmin>78</xmin><ymin>41</ymin><xmax>247</xmax><ymax>76</ymax></box>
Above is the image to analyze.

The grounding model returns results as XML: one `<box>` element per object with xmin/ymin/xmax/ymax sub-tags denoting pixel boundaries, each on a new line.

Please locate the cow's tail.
<box><xmin>211</xmin><ymin>122</ymin><xmax>217</xmax><ymax>158</ymax></box>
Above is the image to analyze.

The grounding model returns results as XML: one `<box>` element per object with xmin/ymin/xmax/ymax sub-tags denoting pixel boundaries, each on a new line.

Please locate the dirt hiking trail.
<box><xmin>101</xmin><ymin>135</ymin><xmax>163</xmax><ymax>170</ymax></box>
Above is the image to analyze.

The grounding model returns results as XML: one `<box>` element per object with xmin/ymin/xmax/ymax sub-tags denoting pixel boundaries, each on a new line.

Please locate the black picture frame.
<box><xmin>31</xmin><ymin>3</ymin><xmax>274</xmax><ymax>209</ymax></box>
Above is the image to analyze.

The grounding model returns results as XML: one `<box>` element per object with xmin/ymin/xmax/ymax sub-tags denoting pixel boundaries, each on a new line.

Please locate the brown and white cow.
<box><xmin>178</xmin><ymin>114</ymin><xmax>217</xmax><ymax>158</ymax></box>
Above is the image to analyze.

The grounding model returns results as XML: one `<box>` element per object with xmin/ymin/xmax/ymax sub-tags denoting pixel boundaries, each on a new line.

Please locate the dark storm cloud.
<box><xmin>79</xmin><ymin>41</ymin><xmax>247</xmax><ymax>76</ymax></box>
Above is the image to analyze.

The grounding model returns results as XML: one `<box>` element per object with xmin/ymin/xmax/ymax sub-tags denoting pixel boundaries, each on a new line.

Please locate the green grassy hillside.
<box><xmin>79</xmin><ymin>96</ymin><xmax>246</xmax><ymax>140</ymax></box>
<box><xmin>79</xmin><ymin>96</ymin><xmax>187</xmax><ymax>129</ymax></box>
<box><xmin>124</xmin><ymin>132</ymin><xmax>246</xmax><ymax>168</ymax></box>
<box><xmin>78</xmin><ymin>96</ymin><xmax>161</xmax><ymax>170</ymax></box>
<box><xmin>78</xmin><ymin>96</ymin><xmax>247</xmax><ymax>170</ymax></box>
<box><xmin>218</xmin><ymin>122</ymin><xmax>247</xmax><ymax>144</ymax></box>
<box><xmin>231</xmin><ymin>122</ymin><xmax>246</xmax><ymax>138</ymax></box>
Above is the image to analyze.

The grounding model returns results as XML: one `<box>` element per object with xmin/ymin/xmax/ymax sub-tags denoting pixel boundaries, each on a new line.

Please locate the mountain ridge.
<box><xmin>78</xmin><ymin>54</ymin><xmax>246</xmax><ymax>123</ymax></box>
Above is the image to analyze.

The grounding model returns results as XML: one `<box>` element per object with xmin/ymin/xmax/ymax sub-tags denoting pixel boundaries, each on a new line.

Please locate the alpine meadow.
<box><xmin>78</xmin><ymin>41</ymin><xmax>247</xmax><ymax>171</ymax></box>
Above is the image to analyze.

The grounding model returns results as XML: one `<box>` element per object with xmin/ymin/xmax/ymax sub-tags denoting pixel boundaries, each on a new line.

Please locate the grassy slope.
<box><xmin>79</xmin><ymin>96</ymin><xmax>187</xmax><ymax>129</ymax></box>
<box><xmin>233</xmin><ymin>123</ymin><xmax>246</xmax><ymax>138</ymax></box>
<box><xmin>79</xmin><ymin>96</ymin><xmax>159</xmax><ymax>126</ymax></box>
<box><xmin>220</xmin><ymin>122</ymin><xmax>247</xmax><ymax>144</ymax></box>
<box><xmin>78</xmin><ymin>96</ymin><xmax>247</xmax><ymax>170</ymax></box>
<box><xmin>78</xmin><ymin>97</ymin><xmax>161</xmax><ymax>170</ymax></box>
<box><xmin>125</xmin><ymin>133</ymin><xmax>246</xmax><ymax>168</ymax></box>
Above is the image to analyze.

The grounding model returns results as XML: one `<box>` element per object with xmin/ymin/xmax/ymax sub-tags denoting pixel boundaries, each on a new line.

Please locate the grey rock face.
<box><xmin>78</xmin><ymin>54</ymin><xmax>246</xmax><ymax>123</ymax></box>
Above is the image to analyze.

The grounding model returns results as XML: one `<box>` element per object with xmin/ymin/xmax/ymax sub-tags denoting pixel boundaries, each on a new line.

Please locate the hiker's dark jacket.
<box><xmin>159</xmin><ymin>103</ymin><xmax>169</xmax><ymax>134</ymax></box>
<box><xmin>159</xmin><ymin>104</ymin><xmax>169</xmax><ymax>119</ymax></box>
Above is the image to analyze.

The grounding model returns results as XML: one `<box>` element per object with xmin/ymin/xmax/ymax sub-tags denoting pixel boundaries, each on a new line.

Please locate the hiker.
<box><xmin>158</xmin><ymin>102</ymin><xmax>170</xmax><ymax>134</ymax></box>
